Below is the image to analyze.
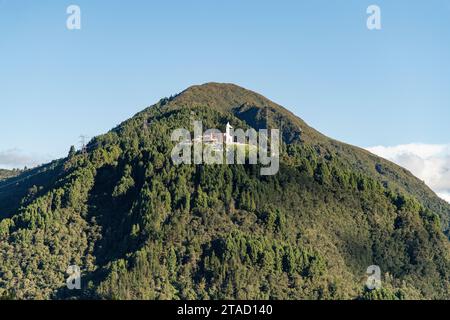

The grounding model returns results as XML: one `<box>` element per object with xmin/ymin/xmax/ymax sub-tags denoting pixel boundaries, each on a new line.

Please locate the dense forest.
<box><xmin>0</xmin><ymin>83</ymin><xmax>449</xmax><ymax>300</ymax></box>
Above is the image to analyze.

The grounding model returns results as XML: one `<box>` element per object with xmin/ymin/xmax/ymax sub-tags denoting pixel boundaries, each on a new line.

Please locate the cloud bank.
<box><xmin>0</xmin><ymin>149</ymin><xmax>51</xmax><ymax>170</ymax></box>
<box><xmin>366</xmin><ymin>143</ymin><xmax>450</xmax><ymax>203</ymax></box>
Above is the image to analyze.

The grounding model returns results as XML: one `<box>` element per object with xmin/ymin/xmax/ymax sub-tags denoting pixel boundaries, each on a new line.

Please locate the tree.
<box><xmin>314</xmin><ymin>162</ymin><xmax>331</xmax><ymax>185</ymax></box>
<box><xmin>68</xmin><ymin>145</ymin><xmax>76</xmax><ymax>158</ymax></box>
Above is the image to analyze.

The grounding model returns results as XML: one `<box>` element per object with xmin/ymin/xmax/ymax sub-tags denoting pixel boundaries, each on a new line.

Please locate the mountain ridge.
<box><xmin>142</xmin><ymin>82</ymin><xmax>450</xmax><ymax>233</ymax></box>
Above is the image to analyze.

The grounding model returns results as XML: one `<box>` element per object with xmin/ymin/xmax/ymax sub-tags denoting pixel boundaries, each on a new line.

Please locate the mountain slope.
<box><xmin>0</xmin><ymin>83</ymin><xmax>449</xmax><ymax>300</ymax></box>
<box><xmin>167</xmin><ymin>83</ymin><xmax>450</xmax><ymax>235</ymax></box>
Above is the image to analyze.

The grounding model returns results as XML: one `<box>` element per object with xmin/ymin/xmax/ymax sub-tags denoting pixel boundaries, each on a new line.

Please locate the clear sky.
<box><xmin>1</xmin><ymin>0</ymin><xmax>450</xmax><ymax>169</ymax></box>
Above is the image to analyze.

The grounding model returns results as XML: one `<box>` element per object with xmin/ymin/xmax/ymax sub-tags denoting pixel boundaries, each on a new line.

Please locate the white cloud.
<box><xmin>366</xmin><ymin>143</ymin><xmax>450</xmax><ymax>203</ymax></box>
<box><xmin>437</xmin><ymin>192</ymin><xmax>450</xmax><ymax>203</ymax></box>
<box><xmin>0</xmin><ymin>149</ymin><xmax>51</xmax><ymax>170</ymax></box>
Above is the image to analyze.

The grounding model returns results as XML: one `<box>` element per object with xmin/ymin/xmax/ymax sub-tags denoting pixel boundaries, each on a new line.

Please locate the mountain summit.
<box><xmin>0</xmin><ymin>83</ymin><xmax>449</xmax><ymax>300</ymax></box>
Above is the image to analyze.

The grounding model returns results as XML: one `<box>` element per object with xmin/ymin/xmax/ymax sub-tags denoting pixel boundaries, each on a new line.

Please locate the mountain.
<box><xmin>0</xmin><ymin>83</ymin><xmax>449</xmax><ymax>300</ymax></box>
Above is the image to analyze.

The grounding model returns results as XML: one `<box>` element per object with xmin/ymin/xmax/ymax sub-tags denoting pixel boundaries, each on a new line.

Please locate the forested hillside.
<box><xmin>0</xmin><ymin>83</ymin><xmax>449</xmax><ymax>300</ymax></box>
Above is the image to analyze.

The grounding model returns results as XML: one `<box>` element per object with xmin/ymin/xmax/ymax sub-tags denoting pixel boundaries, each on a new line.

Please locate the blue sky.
<box><xmin>1</xmin><ymin>0</ymin><xmax>450</xmax><ymax>169</ymax></box>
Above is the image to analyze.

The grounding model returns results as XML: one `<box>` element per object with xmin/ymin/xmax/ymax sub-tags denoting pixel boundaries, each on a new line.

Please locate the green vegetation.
<box><xmin>0</xmin><ymin>83</ymin><xmax>449</xmax><ymax>300</ymax></box>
